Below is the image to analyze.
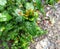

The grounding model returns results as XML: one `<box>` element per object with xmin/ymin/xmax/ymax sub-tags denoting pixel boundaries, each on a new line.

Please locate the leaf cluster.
<box><xmin>0</xmin><ymin>0</ymin><xmax>57</xmax><ymax>49</ymax></box>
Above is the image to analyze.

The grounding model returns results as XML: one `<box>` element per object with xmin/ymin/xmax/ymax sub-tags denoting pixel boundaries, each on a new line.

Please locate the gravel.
<box><xmin>29</xmin><ymin>3</ymin><xmax>60</xmax><ymax>49</ymax></box>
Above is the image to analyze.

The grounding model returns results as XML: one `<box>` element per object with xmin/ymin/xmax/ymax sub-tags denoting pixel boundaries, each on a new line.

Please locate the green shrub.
<box><xmin>0</xmin><ymin>0</ymin><xmax>57</xmax><ymax>49</ymax></box>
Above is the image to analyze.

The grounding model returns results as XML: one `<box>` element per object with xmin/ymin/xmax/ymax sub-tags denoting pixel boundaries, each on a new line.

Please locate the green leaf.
<box><xmin>0</xmin><ymin>26</ymin><xmax>5</xmax><ymax>32</ymax></box>
<box><xmin>0</xmin><ymin>0</ymin><xmax>7</xmax><ymax>6</ymax></box>
<box><xmin>36</xmin><ymin>0</ymin><xmax>42</xmax><ymax>10</ymax></box>
<box><xmin>35</xmin><ymin>0</ymin><xmax>45</xmax><ymax>15</ymax></box>
<box><xmin>0</xmin><ymin>32</ymin><xmax>2</xmax><ymax>36</ymax></box>
<box><xmin>9</xmin><ymin>32</ymin><xmax>17</xmax><ymax>40</ymax></box>
<box><xmin>15</xmin><ymin>16</ymin><xmax>23</xmax><ymax>22</ymax></box>
<box><xmin>0</xmin><ymin>11</ymin><xmax>12</xmax><ymax>22</ymax></box>
<box><xmin>25</xmin><ymin>21</ymin><xmax>35</xmax><ymax>36</ymax></box>
<box><xmin>5</xmin><ymin>23</ymin><xmax>13</xmax><ymax>31</ymax></box>
<box><xmin>48</xmin><ymin>0</ymin><xmax>55</xmax><ymax>5</ymax></box>
<box><xmin>26</xmin><ymin>2</ymin><xmax>34</xmax><ymax>10</ymax></box>
<box><xmin>45</xmin><ymin>0</ymin><xmax>49</xmax><ymax>4</ymax></box>
<box><xmin>0</xmin><ymin>5</ymin><xmax>4</xmax><ymax>11</ymax></box>
<box><xmin>34</xmin><ymin>12</ymin><xmax>38</xmax><ymax>17</ymax></box>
